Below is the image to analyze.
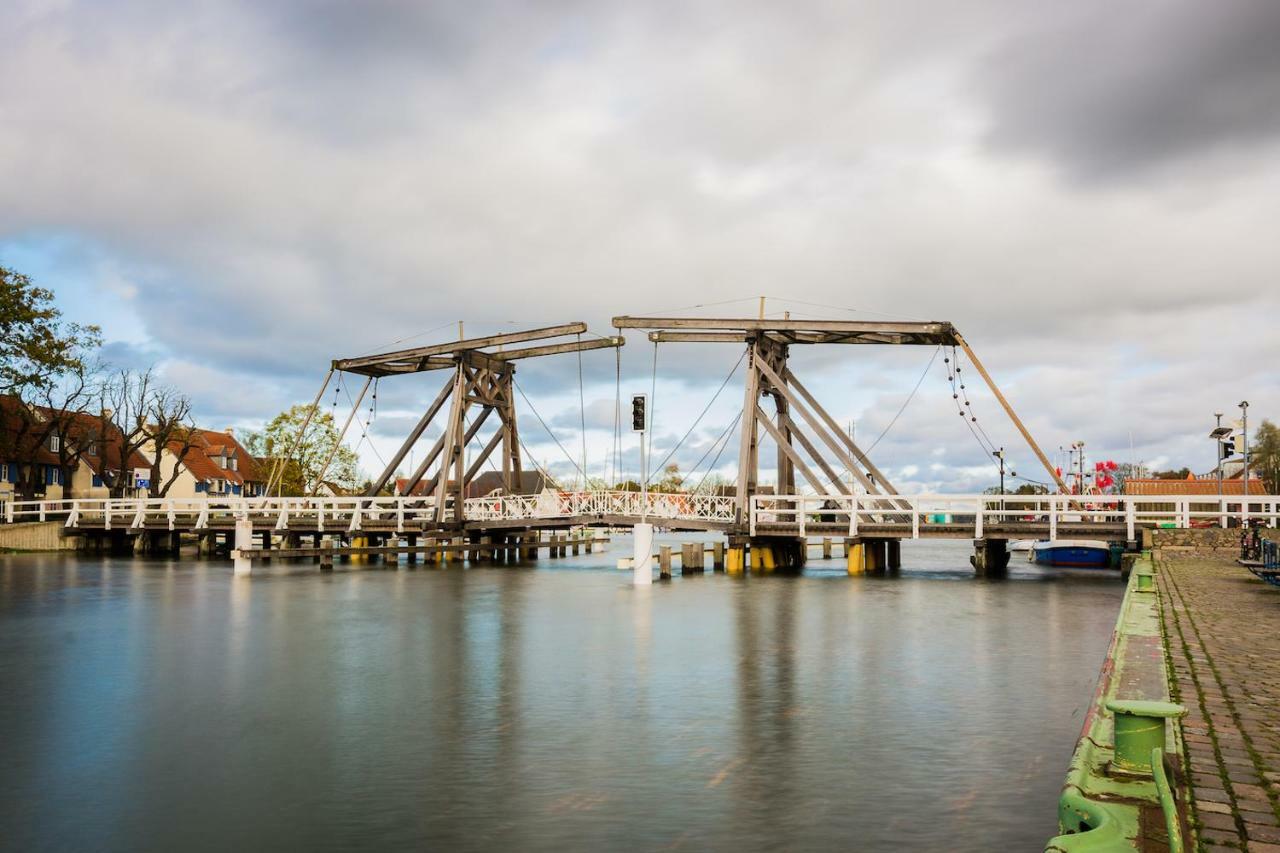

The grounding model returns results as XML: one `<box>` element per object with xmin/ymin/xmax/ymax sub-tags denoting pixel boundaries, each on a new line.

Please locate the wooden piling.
<box><xmin>822</xmin><ymin>537</ymin><xmax>832</xmax><ymax>559</ymax></box>
<box><xmin>659</xmin><ymin>545</ymin><xmax>672</xmax><ymax>579</ymax></box>
<box><xmin>713</xmin><ymin>541</ymin><xmax>725</xmax><ymax>571</ymax></box>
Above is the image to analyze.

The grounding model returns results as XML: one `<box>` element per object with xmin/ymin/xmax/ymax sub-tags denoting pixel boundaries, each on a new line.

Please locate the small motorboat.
<box><xmin>1008</xmin><ymin>539</ymin><xmax>1036</xmax><ymax>552</ymax></box>
<box><xmin>1032</xmin><ymin>540</ymin><xmax>1114</xmax><ymax>569</ymax></box>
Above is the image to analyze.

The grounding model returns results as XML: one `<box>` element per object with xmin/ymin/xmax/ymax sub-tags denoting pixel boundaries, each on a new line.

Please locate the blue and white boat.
<box><xmin>1032</xmin><ymin>540</ymin><xmax>1113</xmax><ymax>569</ymax></box>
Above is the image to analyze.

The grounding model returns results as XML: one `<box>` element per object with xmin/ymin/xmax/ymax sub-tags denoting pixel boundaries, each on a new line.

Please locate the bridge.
<box><xmin>4</xmin><ymin>310</ymin><xmax>1277</xmax><ymax>575</ymax></box>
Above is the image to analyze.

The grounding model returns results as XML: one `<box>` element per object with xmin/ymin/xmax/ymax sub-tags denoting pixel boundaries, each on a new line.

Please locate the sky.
<box><xmin>2</xmin><ymin>0</ymin><xmax>1278</xmax><ymax>493</ymax></box>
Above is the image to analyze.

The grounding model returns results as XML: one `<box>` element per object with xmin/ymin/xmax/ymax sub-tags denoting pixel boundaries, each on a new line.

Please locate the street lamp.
<box><xmin>1241</xmin><ymin>401</ymin><xmax>1250</xmax><ymax>499</ymax></box>
<box><xmin>1209</xmin><ymin>413</ymin><xmax>1231</xmax><ymax>496</ymax></box>
<box><xmin>993</xmin><ymin>447</ymin><xmax>1006</xmax><ymax>494</ymax></box>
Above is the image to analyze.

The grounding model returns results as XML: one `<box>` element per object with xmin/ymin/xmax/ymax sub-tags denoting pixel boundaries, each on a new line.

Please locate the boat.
<box><xmin>1032</xmin><ymin>540</ymin><xmax>1114</xmax><ymax>569</ymax></box>
<box><xmin>1008</xmin><ymin>539</ymin><xmax>1036</xmax><ymax>552</ymax></box>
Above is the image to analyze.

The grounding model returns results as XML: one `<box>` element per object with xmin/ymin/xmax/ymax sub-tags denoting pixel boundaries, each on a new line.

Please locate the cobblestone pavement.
<box><xmin>1160</xmin><ymin>554</ymin><xmax>1280</xmax><ymax>851</ymax></box>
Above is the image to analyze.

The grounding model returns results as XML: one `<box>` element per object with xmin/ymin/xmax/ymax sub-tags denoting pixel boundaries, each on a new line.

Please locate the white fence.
<box><xmin>749</xmin><ymin>493</ymin><xmax>1280</xmax><ymax>540</ymax></box>
<box><xmin>1</xmin><ymin>490</ymin><xmax>738</xmax><ymax>533</ymax></box>
<box><xmin>6</xmin><ymin>491</ymin><xmax>1278</xmax><ymax>539</ymax></box>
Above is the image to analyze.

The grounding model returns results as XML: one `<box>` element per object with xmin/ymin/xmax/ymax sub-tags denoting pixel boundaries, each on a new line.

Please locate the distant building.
<box><xmin>0</xmin><ymin>397</ymin><xmax>151</xmax><ymax>501</ymax></box>
<box><xmin>1123</xmin><ymin>474</ymin><xmax>1265</xmax><ymax>496</ymax></box>
<box><xmin>152</xmin><ymin>427</ymin><xmax>267</xmax><ymax>498</ymax></box>
<box><xmin>393</xmin><ymin>471</ymin><xmax>549</xmax><ymax>498</ymax></box>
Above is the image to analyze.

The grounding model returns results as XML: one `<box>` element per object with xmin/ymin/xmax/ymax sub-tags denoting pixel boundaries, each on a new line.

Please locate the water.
<box><xmin>0</xmin><ymin>538</ymin><xmax>1121</xmax><ymax>852</ymax></box>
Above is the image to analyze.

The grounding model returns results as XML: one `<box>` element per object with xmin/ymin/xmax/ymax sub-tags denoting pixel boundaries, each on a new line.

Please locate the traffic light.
<box><xmin>1220</xmin><ymin>437</ymin><xmax>1236</xmax><ymax>459</ymax></box>
<box><xmin>631</xmin><ymin>395</ymin><xmax>646</xmax><ymax>432</ymax></box>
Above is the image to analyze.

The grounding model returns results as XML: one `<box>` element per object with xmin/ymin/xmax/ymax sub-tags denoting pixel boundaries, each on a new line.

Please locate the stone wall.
<box><xmin>1152</xmin><ymin>526</ymin><xmax>1278</xmax><ymax>555</ymax></box>
<box><xmin>0</xmin><ymin>521</ymin><xmax>78</xmax><ymax>552</ymax></box>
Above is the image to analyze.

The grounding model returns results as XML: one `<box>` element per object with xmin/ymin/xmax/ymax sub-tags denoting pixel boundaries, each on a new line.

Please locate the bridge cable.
<box><xmin>576</xmin><ymin>333</ymin><xmax>589</xmax><ymax>489</ymax></box>
<box><xmin>645</xmin><ymin>348</ymin><xmax>746</xmax><ymax>485</ymax></box>
<box><xmin>512</xmin><ymin>378</ymin><xmax>590</xmax><ymax>482</ymax></box>
<box><xmin>862</xmin><ymin>345</ymin><xmax>941</xmax><ymax>456</ymax></box>
<box><xmin>691</xmin><ymin>409</ymin><xmax>744</xmax><ymax>494</ymax></box>
<box><xmin>611</xmin><ymin>346</ymin><xmax>621</xmax><ymax>489</ymax></box>
<box><xmin>646</xmin><ymin>340</ymin><xmax>658</xmax><ymax>486</ymax></box>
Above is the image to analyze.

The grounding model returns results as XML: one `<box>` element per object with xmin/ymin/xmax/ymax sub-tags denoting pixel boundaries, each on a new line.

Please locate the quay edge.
<box><xmin>1046</xmin><ymin>554</ymin><xmax>1190</xmax><ymax>852</ymax></box>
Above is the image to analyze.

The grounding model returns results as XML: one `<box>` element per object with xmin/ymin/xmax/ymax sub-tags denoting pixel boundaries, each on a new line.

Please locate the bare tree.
<box><xmin>147</xmin><ymin>387</ymin><xmax>199</xmax><ymax>497</ymax></box>
<box><xmin>97</xmin><ymin>368</ymin><xmax>156</xmax><ymax>497</ymax></box>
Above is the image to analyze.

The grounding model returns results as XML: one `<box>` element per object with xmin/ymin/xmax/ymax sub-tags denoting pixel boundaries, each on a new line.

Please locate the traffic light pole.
<box><xmin>632</xmin><ymin>394</ymin><xmax>652</xmax><ymax>585</ymax></box>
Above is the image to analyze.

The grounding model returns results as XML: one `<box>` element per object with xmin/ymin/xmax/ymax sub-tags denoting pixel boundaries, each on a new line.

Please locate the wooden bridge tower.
<box><xmin>330</xmin><ymin>323</ymin><xmax>623</xmax><ymax>523</ymax></box>
<box><xmin>612</xmin><ymin>315</ymin><xmax>1068</xmax><ymax>570</ymax></box>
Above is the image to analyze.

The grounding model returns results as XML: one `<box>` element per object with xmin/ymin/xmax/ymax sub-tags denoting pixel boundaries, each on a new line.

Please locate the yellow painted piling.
<box><xmin>847</xmin><ymin>540</ymin><xmax>866</xmax><ymax>575</ymax></box>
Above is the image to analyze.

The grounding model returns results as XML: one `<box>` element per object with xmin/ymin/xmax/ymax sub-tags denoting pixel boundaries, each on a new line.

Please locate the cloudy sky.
<box><xmin>3</xmin><ymin>0</ymin><xmax>1278</xmax><ymax>492</ymax></box>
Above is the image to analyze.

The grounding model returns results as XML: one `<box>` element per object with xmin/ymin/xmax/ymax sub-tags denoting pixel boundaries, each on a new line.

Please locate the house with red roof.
<box><xmin>150</xmin><ymin>427</ymin><xmax>267</xmax><ymax>499</ymax></box>
<box><xmin>0</xmin><ymin>396</ymin><xmax>152</xmax><ymax>501</ymax></box>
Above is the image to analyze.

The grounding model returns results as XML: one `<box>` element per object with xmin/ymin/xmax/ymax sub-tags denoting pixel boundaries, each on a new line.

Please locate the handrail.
<box><xmin>4</xmin><ymin>491</ymin><xmax>1280</xmax><ymax>533</ymax></box>
<box><xmin>1151</xmin><ymin>746</ymin><xmax>1184</xmax><ymax>853</ymax></box>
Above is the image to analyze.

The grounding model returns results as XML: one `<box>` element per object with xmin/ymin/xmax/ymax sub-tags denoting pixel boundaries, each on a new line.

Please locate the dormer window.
<box><xmin>49</xmin><ymin>434</ymin><xmax>61</xmax><ymax>453</ymax></box>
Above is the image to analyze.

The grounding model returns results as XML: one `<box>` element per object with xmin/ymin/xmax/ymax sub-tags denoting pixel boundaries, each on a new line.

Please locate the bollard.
<box><xmin>633</xmin><ymin>523</ymin><xmax>654</xmax><ymax>585</ymax></box>
<box><xmin>1105</xmin><ymin>700</ymin><xmax>1187</xmax><ymax>775</ymax></box>
<box><xmin>659</xmin><ymin>545</ymin><xmax>672</xmax><ymax>579</ymax></box>
<box><xmin>233</xmin><ymin>518</ymin><xmax>254</xmax><ymax>576</ymax></box>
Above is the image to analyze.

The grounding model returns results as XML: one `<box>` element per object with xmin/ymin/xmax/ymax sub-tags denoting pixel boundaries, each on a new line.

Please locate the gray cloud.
<box><xmin>2</xmin><ymin>0</ymin><xmax>1278</xmax><ymax>490</ymax></box>
<box><xmin>977</xmin><ymin>0</ymin><xmax>1280</xmax><ymax>182</ymax></box>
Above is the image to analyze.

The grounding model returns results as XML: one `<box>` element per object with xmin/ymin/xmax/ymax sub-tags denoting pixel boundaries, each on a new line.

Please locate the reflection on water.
<box><xmin>0</xmin><ymin>540</ymin><xmax>1121</xmax><ymax>852</ymax></box>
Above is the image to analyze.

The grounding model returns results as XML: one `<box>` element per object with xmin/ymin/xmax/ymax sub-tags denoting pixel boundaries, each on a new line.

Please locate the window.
<box><xmin>49</xmin><ymin>434</ymin><xmax>61</xmax><ymax>453</ymax></box>
<box><xmin>195</xmin><ymin>481</ymin><xmax>208</xmax><ymax>493</ymax></box>
<box><xmin>0</xmin><ymin>463</ymin><xmax>10</xmax><ymax>483</ymax></box>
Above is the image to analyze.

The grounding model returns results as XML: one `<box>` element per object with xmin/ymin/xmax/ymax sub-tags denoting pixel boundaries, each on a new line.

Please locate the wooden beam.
<box><xmin>492</xmin><ymin>336</ymin><xmax>625</xmax><ymax>361</ymax></box>
<box><xmin>462</xmin><ymin>429</ymin><xmax>505</xmax><ymax>484</ymax></box>
<box><xmin>953</xmin><ymin>332</ymin><xmax>1070</xmax><ymax>494</ymax></box>
<box><xmin>755</xmin><ymin>406</ymin><xmax>829</xmax><ymax>496</ymax></box>
<box><xmin>267</xmin><ymin>368</ymin><xmax>333</xmax><ymax>496</ymax></box>
<box><xmin>402</xmin><ymin>402</ymin><xmax>495</xmax><ymax>496</ymax></box>
<box><xmin>755</xmin><ymin>356</ymin><xmax>910</xmax><ymax>512</ymax></box>
<box><xmin>615</xmin><ymin>316</ymin><xmax>955</xmax><ymax>338</ymax></box>
<box><xmin>646</xmin><ymin>331</ymin><xmax>750</xmax><ymax>343</ymax></box>
<box><xmin>781</xmin><ymin>413</ymin><xmax>853</xmax><ymax>494</ymax></box>
<box><xmin>333</xmin><ymin>322</ymin><xmax>589</xmax><ymax>372</ymax></box>
<box><xmin>310</xmin><ymin>375</ymin><xmax>371</xmax><ymax>494</ymax></box>
<box><xmin>784</xmin><ymin>369</ymin><xmax>902</xmax><ymax>497</ymax></box>
<box><xmin>365</xmin><ymin>375</ymin><xmax>455</xmax><ymax>496</ymax></box>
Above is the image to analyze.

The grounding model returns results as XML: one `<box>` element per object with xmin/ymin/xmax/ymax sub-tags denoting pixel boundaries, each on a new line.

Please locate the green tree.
<box><xmin>654</xmin><ymin>462</ymin><xmax>686</xmax><ymax>493</ymax></box>
<box><xmin>1254</xmin><ymin>420</ymin><xmax>1280</xmax><ymax>493</ymax></box>
<box><xmin>243</xmin><ymin>406</ymin><xmax>360</xmax><ymax>496</ymax></box>
<box><xmin>0</xmin><ymin>266</ymin><xmax>100</xmax><ymax>396</ymax></box>
<box><xmin>1152</xmin><ymin>467</ymin><xmax>1191</xmax><ymax>480</ymax></box>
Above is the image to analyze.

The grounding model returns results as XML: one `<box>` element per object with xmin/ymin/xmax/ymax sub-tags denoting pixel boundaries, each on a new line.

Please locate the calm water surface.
<box><xmin>0</xmin><ymin>538</ymin><xmax>1121</xmax><ymax>852</ymax></box>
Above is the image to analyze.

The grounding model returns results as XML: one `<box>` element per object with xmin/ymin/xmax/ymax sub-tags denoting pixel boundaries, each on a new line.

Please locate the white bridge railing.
<box><xmin>1</xmin><ymin>490</ymin><xmax>738</xmax><ymax>532</ymax></box>
<box><xmin>6</xmin><ymin>491</ymin><xmax>1279</xmax><ymax>538</ymax></box>
<box><xmin>748</xmin><ymin>493</ymin><xmax>1280</xmax><ymax>540</ymax></box>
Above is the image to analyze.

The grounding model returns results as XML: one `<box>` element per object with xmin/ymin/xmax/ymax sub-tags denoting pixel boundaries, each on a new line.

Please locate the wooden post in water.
<box><xmin>659</xmin><ymin>546</ymin><xmax>672</xmax><ymax>579</ymax></box>
<box><xmin>822</xmin><ymin>537</ymin><xmax>832</xmax><ymax>559</ymax></box>
<box><xmin>713</xmin><ymin>541</ymin><xmax>725</xmax><ymax>571</ymax></box>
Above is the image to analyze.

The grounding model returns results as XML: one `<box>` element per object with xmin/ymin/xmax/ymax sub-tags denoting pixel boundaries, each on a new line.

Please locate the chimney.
<box><xmin>101</xmin><ymin>408</ymin><xmax>113</xmax><ymax>421</ymax></box>
<box><xmin>225</xmin><ymin>427</ymin><xmax>234</xmax><ymax>437</ymax></box>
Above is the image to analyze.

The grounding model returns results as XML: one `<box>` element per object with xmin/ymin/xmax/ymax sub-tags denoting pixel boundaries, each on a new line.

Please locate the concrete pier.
<box><xmin>970</xmin><ymin>538</ymin><xmax>1009</xmax><ymax>577</ymax></box>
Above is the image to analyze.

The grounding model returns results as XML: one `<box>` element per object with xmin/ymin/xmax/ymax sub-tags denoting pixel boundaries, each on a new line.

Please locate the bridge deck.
<box><xmin>5</xmin><ymin>491</ymin><xmax>1277</xmax><ymax>543</ymax></box>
